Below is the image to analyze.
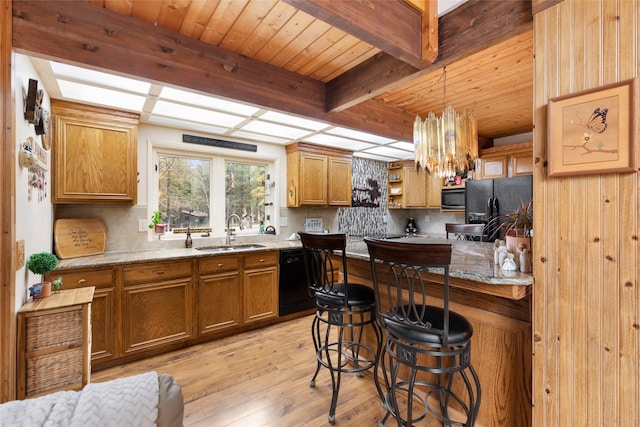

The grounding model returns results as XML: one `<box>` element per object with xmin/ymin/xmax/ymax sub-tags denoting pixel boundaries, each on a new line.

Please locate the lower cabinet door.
<box><xmin>243</xmin><ymin>266</ymin><xmax>278</xmax><ymax>324</ymax></box>
<box><xmin>122</xmin><ymin>278</ymin><xmax>193</xmax><ymax>354</ymax></box>
<box><xmin>198</xmin><ymin>272</ymin><xmax>242</xmax><ymax>334</ymax></box>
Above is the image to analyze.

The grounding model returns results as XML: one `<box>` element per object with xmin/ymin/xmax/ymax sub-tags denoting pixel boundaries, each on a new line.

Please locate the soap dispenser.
<box><xmin>185</xmin><ymin>227</ymin><xmax>192</xmax><ymax>248</ymax></box>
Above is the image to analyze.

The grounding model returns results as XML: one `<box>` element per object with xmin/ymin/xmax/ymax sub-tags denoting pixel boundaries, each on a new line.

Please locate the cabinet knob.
<box><xmin>259</xmin><ymin>259</ymin><xmax>265</xmax><ymax>263</ymax></box>
<box><xmin>156</xmin><ymin>271</ymin><xmax>164</xmax><ymax>275</ymax></box>
<box><xmin>217</xmin><ymin>263</ymin><xmax>224</xmax><ymax>267</ymax></box>
<box><xmin>78</xmin><ymin>279</ymin><xmax>87</xmax><ymax>284</ymax></box>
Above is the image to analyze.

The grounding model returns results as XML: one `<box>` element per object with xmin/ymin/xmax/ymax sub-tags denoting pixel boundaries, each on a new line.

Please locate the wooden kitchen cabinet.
<box><xmin>46</xmin><ymin>267</ymin><xmax>118</xmax><ymax>367</ymax></box>
<box><xmin>426</xmin><ymin>173</ymin><xmax>443</xmax><ymax>208</ymax></box>
<box><xmin>121</xmin><ymin>260</ymin><xmax>193</xmax><ymax>355</ymax></box>
<box><xmin>198</xmin><ymin>255</ymin><xmax>242</xmax><ymax>335</ymax></box>
<box><xmin>51</xmin><ymin>100</ymin><xmax>139</xmax><ymax>205</ymax></box>
<box><xmin>243</xmin><ymin>251</ymin><xmax>278</xmax><ymax>324</ymax></box>
<box><xmin>477</xmin><ymin>141</ymin><xmax>533</xmax><ymax>179</ymax></box>
<box><xmin>387</xmin><ymin>160</ymin><xmax>439</xmax><ymax>209</ymax></box>
<box><xmin>17</xmin><ymin>288</ymin><xmax>94</xmax><ymax>399</ymax></box>
<box><xmin>286</xmin><ymin>142</ymin><xmax>353</xmax><ymax>207</ymax></box>
<box><xmin>403</xmin><ymin>163</ymin><xmax>428</xmax><ymax>207</ymax></box>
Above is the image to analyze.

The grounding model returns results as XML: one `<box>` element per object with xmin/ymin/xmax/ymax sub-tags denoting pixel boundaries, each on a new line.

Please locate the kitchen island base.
<box><xmin>345</xmin><ymin>256</ymin><xmax>532</xmax><ymax>427</ymax></box>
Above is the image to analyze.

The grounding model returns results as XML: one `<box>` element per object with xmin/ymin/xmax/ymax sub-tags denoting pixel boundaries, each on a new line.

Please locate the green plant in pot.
<box><xmin>149</xmin><ymin>210</ymin><xmax>166</xmax><ymax>236</ymax></box>
<box><xmin>488</xmin><ymin>198</ymin><xmax>533</xmax><ymax>254</ymax></box>
<box><xmin>27</xmin><ymin>252</ymin><xmax>59</xmax><ymax>299</ymax></box>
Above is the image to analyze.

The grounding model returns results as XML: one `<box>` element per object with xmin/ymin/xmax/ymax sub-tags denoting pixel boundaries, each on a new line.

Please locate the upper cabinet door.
<box><xmin>299</xmin><ymin>152</ymin><xmax>328</xmax><ymax>206</ymax></box>
<box><xmin>51</xmin><ymin>100</ymin><xmax>139</xmax><ymax>204</ymax></box>
<box><xmin>328</xmin><ymin>157</ymin><xmax>352</xmax><ymax>206</ymax></box>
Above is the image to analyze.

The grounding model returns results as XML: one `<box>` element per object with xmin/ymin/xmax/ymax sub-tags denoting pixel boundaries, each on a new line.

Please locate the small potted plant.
<box><xmin>148</xmin><ymin>210</ymin><xmax>166</xmax><ymax>235</ymax></box>
<box><xmin>488</xmin><ymin>198</ymin><xmax>533</xmax><ymax>254</ymax></box>
<box><xmin>27</xmin><ymin>252</ymin><xmax>59</xmax><ymax>299</ymax></box>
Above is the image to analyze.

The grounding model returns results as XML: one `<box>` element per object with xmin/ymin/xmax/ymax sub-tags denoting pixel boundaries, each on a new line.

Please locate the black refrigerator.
<box><xmin>465</xmin><ymin>175</ymin><xmax>532</xmax><ymax>241</ymax></box>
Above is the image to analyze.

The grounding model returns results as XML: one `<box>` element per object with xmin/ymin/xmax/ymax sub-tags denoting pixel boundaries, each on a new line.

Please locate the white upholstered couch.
<box><xmin>0</xmin><ymin>372</ymin><xmax>184</xmax><ymax>427</ymax></box>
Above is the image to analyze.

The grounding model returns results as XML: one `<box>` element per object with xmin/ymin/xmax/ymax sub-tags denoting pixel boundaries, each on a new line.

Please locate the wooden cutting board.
<box><xmin>54</xmin><ymin>218</ymin><xmax>106</xmax><ymax>259</ymax></box>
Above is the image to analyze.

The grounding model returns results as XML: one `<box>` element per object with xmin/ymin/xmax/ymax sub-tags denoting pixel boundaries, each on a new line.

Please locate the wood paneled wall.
<box><xmin>0</xmin><ymin>0</ymin><xmax>16</xmax><ymax>403</ymax></box>
<box><xmin>533</xmin><ymin>1</ymin><xmax>639</xmax><ymax>426</ymax></box>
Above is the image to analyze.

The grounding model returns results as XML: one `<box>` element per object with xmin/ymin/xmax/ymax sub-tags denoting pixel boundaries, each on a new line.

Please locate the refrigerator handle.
<box><xmin>493</xmin><ymin>198</ymin><xmax>500</xmax><ymax>214</ymax></box>
<box><xmin>487</xmin><ymin>198</ymin><xmax>493</xmax><ymax>216</ymax></box>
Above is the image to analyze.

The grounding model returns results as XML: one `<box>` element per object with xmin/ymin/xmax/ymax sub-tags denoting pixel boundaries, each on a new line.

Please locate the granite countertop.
<box><xmin>346</xmin><ymin>238</ymin><xmax>533</xmax><ymax>286</ymax></box>
<box><xmin>55</xmin><ymin>236</ymin><xmax>533</xmax><ymax>287</ymax></box>
<box><xmin>55</xmin><ymin>240</ymin><xmax>304</xmax><ymax>270</ymax></box>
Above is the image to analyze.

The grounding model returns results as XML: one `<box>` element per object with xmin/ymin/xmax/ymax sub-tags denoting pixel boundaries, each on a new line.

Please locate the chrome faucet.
<box><xmin>226</xmin><ymin>214</ymin><xmax>245</xmax><ymax>245</ymax></box>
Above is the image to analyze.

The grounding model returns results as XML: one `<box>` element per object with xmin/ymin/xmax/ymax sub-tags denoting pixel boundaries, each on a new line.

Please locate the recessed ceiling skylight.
<box><xmin>57</xmin><ymin>80</ymin><xmax>147</xmax><ymax>111</ymax></box>
<box><xmin>160</xmin><ymin>87</ymin><xmax>260</xmax><ymax>117</ymax></box>
<box><xmin>302</xmin><ymin>133</ymin><xmax>375</xmax><ymax>151</ymax></box>
<box><xmin>51</xmin><ymin>62</ymin><xmax>150</xmax><ymax>94</ymax></box>
<box><xmin>260</xmin><ymin>111</ymin><xmax>330</xmax><ymax>131</ymax></box>
<box><xmin>326</xmin><ymin>126</ymin><xmax>396</xmax><ymax>144</ymax></box>
<box><xmin>153</xmin><ymin>100</ymin><xmax>246</xmax><ymax>127</ymax></box>
<box><xmin>241</xmin><ymin>120</ymin><xmax>313</xmax><ymax>139</ymax></box>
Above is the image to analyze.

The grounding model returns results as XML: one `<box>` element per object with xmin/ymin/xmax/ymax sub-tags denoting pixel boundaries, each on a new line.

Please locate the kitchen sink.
<box><xmin>196</xmin><ymin>244</ymin><xmax>266</xmax><ymax>253</ymax></box>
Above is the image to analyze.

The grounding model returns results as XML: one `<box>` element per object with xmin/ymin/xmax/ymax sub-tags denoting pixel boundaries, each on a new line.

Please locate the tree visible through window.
<box><xmin>158</xmin><ymin>155</ymin><xmax>210</xmax><ymax>230</ymax></box>
<box><xmin>225</xmin><ymin>162</ymin><xmax>265</xmax><ymax>231</ymax></box>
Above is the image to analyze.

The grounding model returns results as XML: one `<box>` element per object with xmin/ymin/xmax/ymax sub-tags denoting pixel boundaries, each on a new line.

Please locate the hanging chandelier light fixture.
<box><xmin>413</xmin><ymin>67</ymin><xmax>478</xmax><ymax>178</ymax></box>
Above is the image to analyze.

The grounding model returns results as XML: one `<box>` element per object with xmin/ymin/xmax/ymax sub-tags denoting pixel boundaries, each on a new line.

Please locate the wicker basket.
<box><xmin>25</xmin><ymin>347</ymin><xmax>83</xmax><ymax>397</ymax></box>
<box><xmin>25</xmin><ymin>309</ymin><xmax>82</xmax><ymax>352</ymax></box>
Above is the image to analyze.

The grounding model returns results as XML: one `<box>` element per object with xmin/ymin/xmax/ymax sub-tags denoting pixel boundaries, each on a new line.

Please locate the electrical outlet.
<box><xmin>280</xmin><ymin>216</ymin><xmax>288</xmax><ymax>227</ymax></box>
<box><xmin>16</xmin><ymin>240</ymin><xmax>25</xmax><ymax>270</ymax></box>
<box><xmin>424</xmin><ymin>214</ymin><xmax>430</xmax><ymax>223</ymax></box>
<box><xmin>138</xmin><ymin>219</ymin><xmax>148</xmax><ymax>232</ymax></box>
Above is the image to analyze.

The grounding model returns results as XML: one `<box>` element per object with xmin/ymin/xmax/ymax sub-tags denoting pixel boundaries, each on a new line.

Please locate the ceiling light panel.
<box><xmin>153</xmin><ymin>100</ymin><xmax>245</xmax><ymax>127</ymax></box>
<box><xmin>57</xmin><ymin>80</ymin><xmax>147</xmax><ymax>111</ymax></box>
<box><xmin>160</xmin><ymin>87</ymin><xmax>260</xmax><ymax>116</ymax></box>
<box><xmin>326</xmin><ymin>126</ymin><xmax>396</xmax><ymax>144</ymax></box>
<box><xmin>364</xmin><ymin>146</ymin><xmax>414</xmax><ymax>159</ymax></box>
<box><xmin>229</xmin><ymin>130</ymin><xmax>291</xmax><ymax>144</ymax></box>
<box><xmin>260</xmin><ymin>111</ymin><xmax>330</xmax><ymax>131</ymax></box>
<box><xmin>354</xmin><ymin>152</ymin><xmax>396</xmax><ymax>162</ymax></box>
<box><xmin>389</xmin><ymin>141</ymin><xmax>415</xmax><ymax>152</ymax></box>
<box><xmin>302</xmin><ymin>133</ymin><xmax>375</xmax><ymax>151</ymax></box>
<box><xmin>52</xmin><ymin>62</ymin><xmax>150</xmax><ymax>94</ymax></box>
<box><xmin>241</xmin><ymin>120</ymin><xmax>313</xmax><ymax>139</ymax></box>
<box><xmin>146</xmin><ymin>116</ymin><xmax>231</xmax><ymax>135</ymax></box>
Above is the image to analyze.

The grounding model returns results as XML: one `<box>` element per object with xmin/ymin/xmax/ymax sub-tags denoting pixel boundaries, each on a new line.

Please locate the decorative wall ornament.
<box><xmin>548</xmin><ymin>78</ymin><xmax>638</xmax><ymax>176</ymax></box>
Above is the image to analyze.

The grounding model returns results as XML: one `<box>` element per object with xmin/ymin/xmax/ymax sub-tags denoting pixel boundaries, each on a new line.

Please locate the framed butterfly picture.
<box><xmin>547</xmin><ymin>78</ymin><xmax>638</xmax><ymax>177</ymax></box>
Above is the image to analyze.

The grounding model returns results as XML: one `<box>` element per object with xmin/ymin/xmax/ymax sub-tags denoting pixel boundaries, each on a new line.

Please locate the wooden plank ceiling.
<box><xmin>34</xmin><ymin>0</ymin><xmax>534</xmax><ymax>143</ymax></box>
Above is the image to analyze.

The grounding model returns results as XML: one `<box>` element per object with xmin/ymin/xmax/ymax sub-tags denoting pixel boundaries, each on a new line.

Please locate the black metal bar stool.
<box><xmin>364</xmin><ymin>237</ymin><xmax>481</xmax><ymax>427</ymax></box>
<box><xmin>299</xmin><ymin>232</ymin><xmax>383</xmax><ymax>424</ymax></box>
<box><xmin>445</xmin><ymin>223</ymin><xmax>484</xmax><ymax>241</ymax></box>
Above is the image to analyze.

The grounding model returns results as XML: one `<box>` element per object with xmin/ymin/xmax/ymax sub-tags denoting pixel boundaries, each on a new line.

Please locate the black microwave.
<box><xmin>441</xmin><ymin>187</ymin><xmax>466</xmax><ymax>211</ymax></box>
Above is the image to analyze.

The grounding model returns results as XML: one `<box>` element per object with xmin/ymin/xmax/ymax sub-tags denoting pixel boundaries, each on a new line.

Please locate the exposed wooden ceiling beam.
<box><xmin>326</xmin><ymin>0</ymin><xmax>533</xmax><ymax>112</ymax></box>
<box><xmin>11</xmin><ymin>0</ymin><xmax>415</xmax><ymax>141</ymax></box>
<box><xmin>282</xmin><ymin>0</ymin><xmax>431</xmax><ymax>69</ymax></box>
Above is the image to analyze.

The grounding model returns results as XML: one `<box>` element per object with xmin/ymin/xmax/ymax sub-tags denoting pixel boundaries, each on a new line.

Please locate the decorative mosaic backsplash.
<box><xmin>338</xmin><ymin>157</ymin><xmax>388</xmax><ymax>238</ymax></box>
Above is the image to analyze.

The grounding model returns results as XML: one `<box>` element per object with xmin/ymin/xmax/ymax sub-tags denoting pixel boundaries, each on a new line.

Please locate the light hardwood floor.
<box><xmin>91</xmin><ymin>315</ymin><xmax>388</xmax><ymax>426</ymax></box>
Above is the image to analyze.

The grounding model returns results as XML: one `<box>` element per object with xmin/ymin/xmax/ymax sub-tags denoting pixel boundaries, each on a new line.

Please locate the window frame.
<box><xmin>148</xmin><ymin>140</ymin><xmax>277</xmax><ymax>240</ymax></box>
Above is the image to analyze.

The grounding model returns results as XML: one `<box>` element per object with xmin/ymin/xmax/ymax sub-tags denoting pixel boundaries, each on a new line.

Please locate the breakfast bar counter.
<box><xmin>343</xmin><ymin>238</ymin><xmax>532</xmax><ymax>427</ymax></box>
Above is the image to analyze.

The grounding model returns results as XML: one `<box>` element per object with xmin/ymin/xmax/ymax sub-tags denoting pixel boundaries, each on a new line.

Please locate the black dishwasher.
<box><xmin>279</xmin><ymin>249</ymin><xmax>315</xmax><ymax>316</ymax></box>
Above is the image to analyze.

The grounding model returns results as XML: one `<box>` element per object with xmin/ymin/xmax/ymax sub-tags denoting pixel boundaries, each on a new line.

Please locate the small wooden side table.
<box><xmin>17</xmin><ymin>287</ymin><xmax>94</xmax><ymax>399</ymax></box>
